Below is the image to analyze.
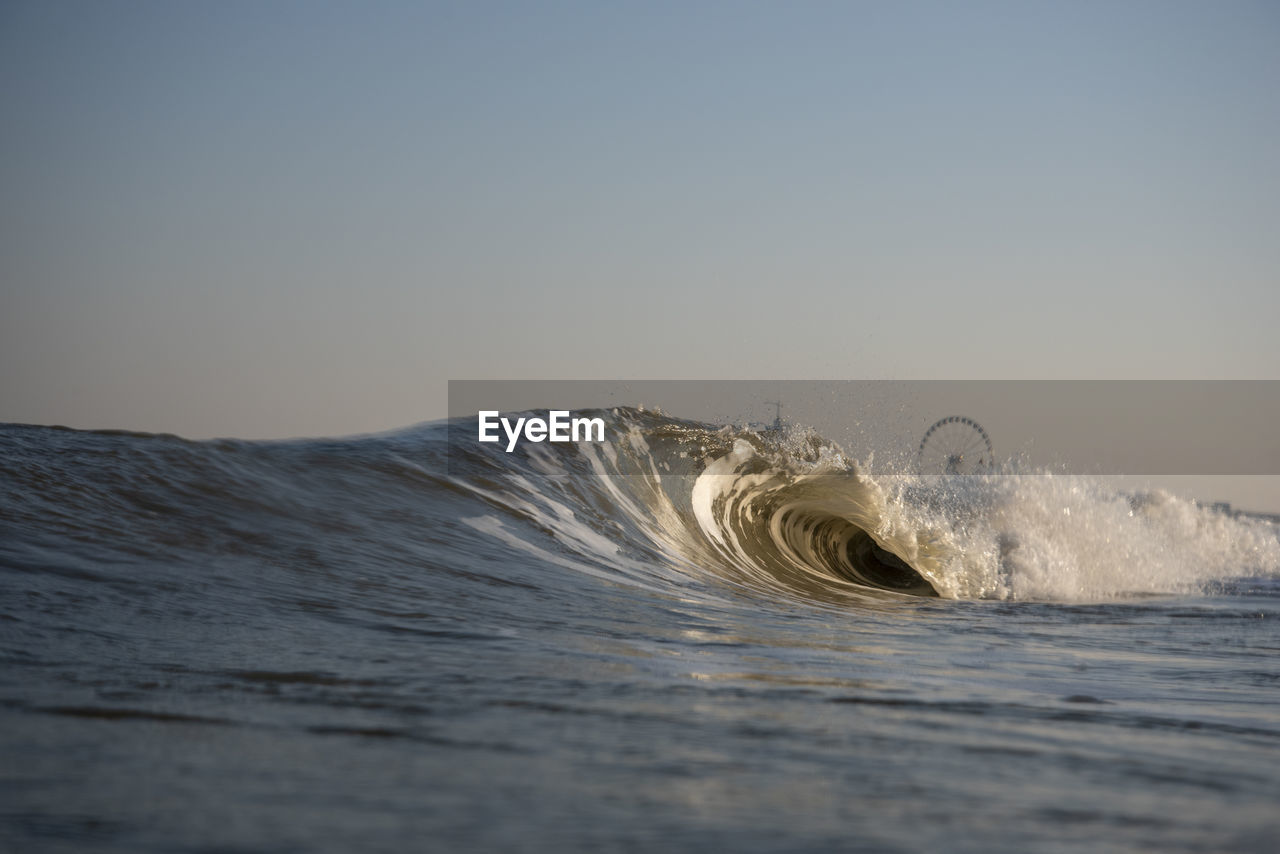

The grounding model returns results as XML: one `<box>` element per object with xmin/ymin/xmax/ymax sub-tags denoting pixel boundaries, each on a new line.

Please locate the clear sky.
<box><xmin>2</xmin><ymin>2</ymin><xmax>1278</xmax><ymax>455</ymax></box>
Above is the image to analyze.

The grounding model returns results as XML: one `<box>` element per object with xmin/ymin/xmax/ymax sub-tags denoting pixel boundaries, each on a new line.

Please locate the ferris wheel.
<box><xmin>917</xmin><ymin>416</ymin><xmax>993</xmax><ymax>475</ymax></box>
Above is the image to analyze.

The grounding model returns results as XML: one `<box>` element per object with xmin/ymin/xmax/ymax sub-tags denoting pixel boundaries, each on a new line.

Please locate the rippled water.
<box><xmin>2</xmin><ymin>414</ymin><xmax>1278</xmax><ymax>852</ymax></box>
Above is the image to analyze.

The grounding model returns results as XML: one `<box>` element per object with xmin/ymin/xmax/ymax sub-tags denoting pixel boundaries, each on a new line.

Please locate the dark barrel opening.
<box><xmin>841</xmin><ymin>530</ymin><xmax>938</xmax><ymax>597</ymax></box>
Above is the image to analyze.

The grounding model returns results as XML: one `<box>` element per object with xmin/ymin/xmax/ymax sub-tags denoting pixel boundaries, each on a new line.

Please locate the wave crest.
<box><xmin>449</xmin><ymin>408</ymin><xmax>1280</xmax><ymax>603</ymax></box>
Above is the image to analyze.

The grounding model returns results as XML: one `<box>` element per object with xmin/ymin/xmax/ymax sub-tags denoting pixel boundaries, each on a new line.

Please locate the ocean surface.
<box><xmin>3</xmin><ymin>409</ymin><xmax>1279</xmax><ymax>852</ymax></box>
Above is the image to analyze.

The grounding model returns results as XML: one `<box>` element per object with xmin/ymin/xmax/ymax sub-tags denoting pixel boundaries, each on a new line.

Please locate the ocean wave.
<box><xmin>443</xmin><ymin>408</ymin><xmax>1280</xmax><ymax>603</ymax></box>
<box><xmin>3</xmin><ymin>409</ymin><xmax>1277</xmax><ymax>606</ymax></box>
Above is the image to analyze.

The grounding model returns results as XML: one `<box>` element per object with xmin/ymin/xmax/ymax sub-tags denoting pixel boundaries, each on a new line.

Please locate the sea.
<box><xmin>2</xmin><ymin>408</ymin><xmax>1279</xmax><ymax>852</ymax></box>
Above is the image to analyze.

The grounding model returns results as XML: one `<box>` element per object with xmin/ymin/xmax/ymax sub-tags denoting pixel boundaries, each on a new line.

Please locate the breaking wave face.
<box><xmin>5</xmin><ymin>407</ymin><xmax>1278</xmax><ymax>609</ymax></box>
<box><xmin>447</xmin><ymin>408</ymin><xmax>1280</xmax><ymax>604</ymax></box>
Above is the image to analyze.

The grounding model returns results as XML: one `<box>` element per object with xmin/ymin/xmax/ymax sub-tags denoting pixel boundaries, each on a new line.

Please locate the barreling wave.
<box><xmin>3</xmin><ymin>408</ymin><xmax>1277</xmax><ymax>608</ymax></box>
<box><xmin>442</xmin><ymin>408</ymin><xmax>1279</xmax><ymax>603</ymax></box>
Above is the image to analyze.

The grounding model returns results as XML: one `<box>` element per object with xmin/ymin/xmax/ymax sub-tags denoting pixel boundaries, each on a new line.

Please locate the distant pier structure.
<box><xmin>747</xmin><ymin>400</ymin><xmax>786</xmax><ymax>434</ymax></box>
<box><xmin>765</xmin><ymin>400</ymin><xmax>784</xmax><ymax>431</ymax></box>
